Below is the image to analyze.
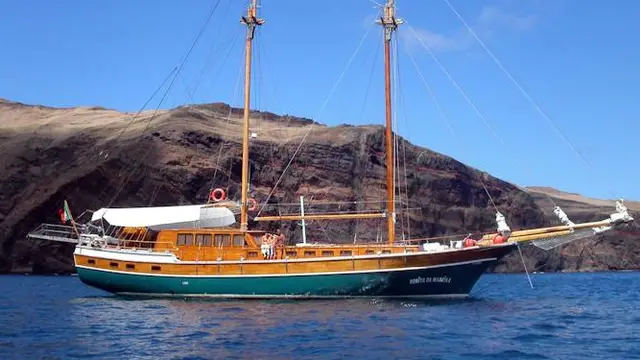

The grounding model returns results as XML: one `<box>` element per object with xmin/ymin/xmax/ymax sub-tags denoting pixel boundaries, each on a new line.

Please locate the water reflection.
<box><xmin>66</xmin><ymin>295</ymin><xmax>482</xmax><ymax>359</ymax></box>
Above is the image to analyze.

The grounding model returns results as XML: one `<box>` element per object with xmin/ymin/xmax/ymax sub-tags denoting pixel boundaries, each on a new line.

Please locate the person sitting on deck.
<box><xmin>261</xmin><ymin>233</ymin><xmax>277</xmax><ymax>259</ymax></box>
<box><xmin>260</xmin><ymin>238</ymin><xmax>271</xmax><ymax>259</ymax></box>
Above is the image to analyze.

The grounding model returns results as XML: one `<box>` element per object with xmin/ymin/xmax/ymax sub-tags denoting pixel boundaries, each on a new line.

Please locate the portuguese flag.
<box><xmin>58</xmin><ymin>200</ymin><xmax>73</xmax><ymax>223</ymax></box>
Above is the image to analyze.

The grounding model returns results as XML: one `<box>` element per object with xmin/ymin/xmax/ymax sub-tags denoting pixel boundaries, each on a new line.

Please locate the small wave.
<box><xmin>512</xmin><ymin>332</ymin><xmax>556</xmax><ymax>341</ymax></box>
<box><xmin>2</xmin><ymin>273</ymin><xmax>640</xmax><ymax>359</ymax></box>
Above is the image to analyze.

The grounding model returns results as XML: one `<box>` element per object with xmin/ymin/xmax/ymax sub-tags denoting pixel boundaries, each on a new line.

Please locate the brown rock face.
<box><xmin>0</xmin><ymin>99</ymin><xmax>636</xmax><ymax>274</ymax></box>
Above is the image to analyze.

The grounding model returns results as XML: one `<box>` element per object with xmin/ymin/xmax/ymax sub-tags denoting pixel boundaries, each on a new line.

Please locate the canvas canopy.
<box><xmin>90</xmin><ymin>204</ymin><xmax>236</xmax><ymax>230</ymax></box>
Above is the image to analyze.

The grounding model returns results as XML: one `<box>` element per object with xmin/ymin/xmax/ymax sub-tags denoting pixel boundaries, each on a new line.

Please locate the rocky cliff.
<box><xmin>0</xmin><ymin>98</ymin><xmax>637</xmax><ymax>274</ymax></box>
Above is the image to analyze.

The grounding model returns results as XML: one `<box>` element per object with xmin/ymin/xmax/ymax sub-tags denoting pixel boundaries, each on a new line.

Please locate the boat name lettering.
<box><xmin>408</xmin><ymin>276</ymin><xmax>451</xmax><ymax>285</ymax></box>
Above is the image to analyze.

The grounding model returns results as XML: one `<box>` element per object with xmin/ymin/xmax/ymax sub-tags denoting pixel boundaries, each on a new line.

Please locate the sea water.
<box><xmin>0</xmin><ymin>272</ymin><xmax>638</xmax><ymax>359</ymax></box>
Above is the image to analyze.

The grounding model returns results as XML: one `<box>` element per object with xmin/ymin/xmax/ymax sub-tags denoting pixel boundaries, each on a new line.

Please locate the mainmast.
<box><xmin>377</xmin><ymin>0</ymin><xmax>402</xmax><ymax>244</ymax></box>
<box><xmin>253</xmin><ymin>1</ymin><xmax>395</xmax><ymax>226</ymax></box>
<box><xmin>240</xmin><ymin>0</ymin><xmax>264</xmax><ymax>231</ymax></box>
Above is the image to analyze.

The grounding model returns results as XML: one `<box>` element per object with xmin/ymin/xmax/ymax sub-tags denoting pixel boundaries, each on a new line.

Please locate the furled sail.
<box><xmin>476</xmin><ymin>200</ymin><xmax>634</xmax><ymax>250</ymax></box>
<box><xmin>90</xmin><ymin>204</ymin><xmax>236</xmax><ymax>230</ymax></box>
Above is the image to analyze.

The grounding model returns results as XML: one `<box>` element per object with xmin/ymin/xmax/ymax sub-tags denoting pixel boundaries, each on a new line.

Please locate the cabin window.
<box><xmin>340</xmin><ymin>250</ymin><xmax>353</xmax><ymax>256</ymax></box>
<box><xmin>214</xmin><ymin>234</ymin><xmax>231</xmax><ymax>247</ymax></box>
<box><xmin>286</xmin><ymin>251</ymin><xmax>297</xmax><ymax>258</ymax></box>
<box><xmin>365</xmin><ymin>250</ymin><xmax>375</xmax><ymax>255</ymax></box>
<box><xmin>109</xmin><ymin>262</ymin><xmax>119</xmax><ymax>268</ymax></box>
<box><xmin>247</xmin><ymin>251</ymin><xmax>258</xmax><ymax>258</ymax></box>
<box><xmin>151</xmin><ymin>266</ymin><xmax>162</xmax><ymax>271</ymax></box>
<box><xmin>321</xmin><ymin>250</ymin><xmax>334</xmax><ymax>257</ymax></box>
<box><xmin>304</xmin><ymin>251</ymin><xmax>316</xmax><ymax>257</ymax></box>
<box><xmin>87</xmin><ymin>259</ymin><xmax>96</xmax><ymax>265</ymax></box>
<box><xmin>126</xmin><ymin>264</ymin><xmax>135</xmax><ymax>270</ymax></box>
<box><xmin>382</xmin><ymin>250</ymin><xmax>391</xmax><ymax>254</ymax></box>
<box><xmin>233</xmin><ymin>234</ymin><xmax>245</xmax><ymax>247</ymax></box>
<box><xmin>196</xmin><ymin>234</ymin><xmax>212</xmax><ymax>246</ymax></box>
<box><xmin>177</xmin><ymin>233</ymin><xmax>194</xmax><ymax>246</ymax></box>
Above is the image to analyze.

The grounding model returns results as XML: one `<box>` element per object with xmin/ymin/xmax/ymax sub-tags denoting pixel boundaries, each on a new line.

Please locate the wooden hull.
<box><xmin>73</xmin><ymin>244</ymin><xmax>515</xmax><ymax>298</ymax></box>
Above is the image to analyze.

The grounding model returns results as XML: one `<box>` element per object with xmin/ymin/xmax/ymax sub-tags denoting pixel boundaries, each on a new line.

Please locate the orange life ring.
<box><xmin>209</xmin><ymin>188</ymin><xmax>226</xmax><ymax>202</ymax></box>
<box><xmin>247</xmin><ymin>198</ymin><xmax>258</xmax><ymax>211</ymax></box>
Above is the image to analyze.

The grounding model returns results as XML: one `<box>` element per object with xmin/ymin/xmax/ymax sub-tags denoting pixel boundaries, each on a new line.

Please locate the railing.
<box><xmin>111</xmin><ymin>239</ymin><xmax>177</xmax><ymax>251</ymax></box>
<box><xmin>27</xmin><ymin>223</ymin><xmax>84</xmax><ymax>243</ymax></box>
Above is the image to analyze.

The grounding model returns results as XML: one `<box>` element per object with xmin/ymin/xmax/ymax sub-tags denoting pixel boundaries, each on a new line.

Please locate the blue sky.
<box><xmin>1</xmin><ymin>0</ymin><xmax>639</xmax><ymax>201</ymax></box>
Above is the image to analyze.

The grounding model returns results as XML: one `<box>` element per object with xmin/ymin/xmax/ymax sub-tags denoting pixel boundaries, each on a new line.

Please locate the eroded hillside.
<box><xmin>0</xmin><ymin>98</ymin><xmax>636</xmax><ymax>274</ymax></box>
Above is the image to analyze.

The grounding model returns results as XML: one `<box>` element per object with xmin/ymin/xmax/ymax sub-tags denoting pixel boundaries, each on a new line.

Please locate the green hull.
<box><xmin>76</xmin><ymin>255</ymin><xmax>508</xmax><ymax>298</ymax></box>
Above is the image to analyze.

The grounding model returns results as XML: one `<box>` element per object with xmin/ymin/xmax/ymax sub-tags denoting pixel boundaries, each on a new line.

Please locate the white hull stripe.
<box><xmin>74</xmin><ymin>243</ymin><xmax>513</xmax><ymax>265</ymax></box>
<box><xmin>74</xmin><ymin>247</ymin><xmax>178</xmax><ymax>264</ymax></box>
<box><xmin>75</xmin><ymin>257</ymin><xmax>498</xmax><ymax>278</ymax></box>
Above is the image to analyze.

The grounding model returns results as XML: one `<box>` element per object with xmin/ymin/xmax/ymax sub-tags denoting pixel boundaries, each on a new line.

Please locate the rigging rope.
<box><xmin>406</xmin><ymin>22</ymin><xmax>507</xmax><ymax>150</ymax></box>
<box><xmin>208</xmin><ymin>54</ymin><xmax>246</xmax><ymax>194</ymax></box>
<box><xmin>255</xmin><ymin>22</ymin><xmax>295</xmax><ymax>148</ymax></box>
<box><xmin>255</xmin><ymin>11</ymin><xmax>380</xmax><ymax>217</ymax></box>
<box><xmin>358</xmin><ymin>32</ymin><xmax>382</xmax><ymax>123</ymax></box>
<box><xmin>255</xmin><ymin>24</ymin><xmax>282</xmax><ymax>198</ymax></box>
<box><xmin>405</xmin><ymin>19</ymin><xmax>560</xmax><ymax>210</ymax></box>
<box><xmin>254</xmin><ymin>28</ymin><xmax>263</xmax><ymax>129</ymax></box>
<box><xmin>391</xmin><ymin>34</ymin><xmax>407</xmax><ymax>240</ymax></box>
<box><xmin>353</xmin><ymin>28</ymin><xmax>382</xmax><ymax>244</ymax></box>
<box><xmin>201</xmin><ymin>31</ymin><xmax>241</xmax><ymax>99</ymax></box>
<box><xmin>189</xmin><ymin>0</ymin><xmax>235</xmax><ymax>99</ymax></box>
<box><xmin>184</xmin><ymin>22</ymin><xmax>243</xmax><ymax>197</ymax></box>
<box><xmin>403</xmin><ymin>38</ymin><xmax>500</xmax><ymax>212</ymax></box>
<box><xmin>90</xmin><ymin>68</ymin><xmax>176</xmax><ymax>210</ymax></box>
<box><xmin>441</xmin><ymin>0</ymin><xmax>619</xmax><ymax>201</ymax></box>
<box><xmin>517</xmin><ymin>243</ymin><xmax>535</xmax><ymax>289</ymax></box>
<box><xmin>85</xmin><ymin>67</ymin><xmax>181</xmax><ymax>215</ymax></box>
<box><xmin>112</xmin><ymin>67</ymin><xmax>178</xmax><ymax>145</ymax></box>
<box><xmin>105</xmin><ymin>0</ymin><xmax>223</xmax><ymax>208</ymax></box>
<box><xmin>89</xmin><ymin>66</ymin><xmax>180</xmax><ymax>210</ymax></box>
<box><xmin>391</xmin><ymin>35</ymin><xmax>399</xmax><ymax>237</ymax></box>
<box><xmin>394</xmin><ymin>34</ymin><xmax>414</xmax><ymax>240</ymax></box>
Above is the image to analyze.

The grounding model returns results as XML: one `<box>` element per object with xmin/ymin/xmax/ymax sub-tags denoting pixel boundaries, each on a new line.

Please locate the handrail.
<box><xmin>255</xmin><ymin>212</ymin><xmax>386</xmax><ymax>221</ymax></box>
<box><xmin>27</xmin><ymin>223</ymin><xmax>82</xmax><ymax>243</ymax></box>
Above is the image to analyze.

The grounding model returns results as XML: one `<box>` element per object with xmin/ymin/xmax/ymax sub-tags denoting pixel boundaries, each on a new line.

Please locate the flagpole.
<box><xmin>64</xmin><ymin>200</ymin><xmax>81</xmax><ymax>239</ymax></box>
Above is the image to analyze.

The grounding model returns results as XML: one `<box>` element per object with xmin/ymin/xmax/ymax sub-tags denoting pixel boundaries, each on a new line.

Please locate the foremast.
<box><xmin>240</xmin><ymin>0</ymin><xmax>263</xmax><ymax>231</ymax></box>
<box><xmin>377</xmin><ymin>1</ymin><xmax>403</xmax><ymax>244</ymax></box>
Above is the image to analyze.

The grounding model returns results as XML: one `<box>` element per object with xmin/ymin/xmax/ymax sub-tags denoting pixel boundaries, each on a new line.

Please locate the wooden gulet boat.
<box><xmin>29</xmin><ymin>0</ymin><xmax>634</xmax><ymax>298</ymax></box>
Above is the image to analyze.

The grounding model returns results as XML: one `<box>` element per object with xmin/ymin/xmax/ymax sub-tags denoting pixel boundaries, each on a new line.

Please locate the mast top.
<box><xmin>376</xmin><ymin>0</ymin><xmax>403</xmax><ymax>40</ymax></box>
<box><xmin>241</xmin><ymin>0</ymin><xmax>264</xmax><ymax>40</ymax></box>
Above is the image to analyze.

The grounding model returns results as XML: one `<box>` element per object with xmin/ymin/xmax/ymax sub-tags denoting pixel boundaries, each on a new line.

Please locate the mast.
<box><xmin>240</xmin><ymin>0</ymin><xmax>263</xmax><ymax>231</ymax></box>
<box><xmin>377</xmin><ymin>0</ymin><xmax>402</xmax><ymax>244</ymax></box>
<box><xmin>253</xmin><ymin>1</ymin><xmax>394</xmax><ymax>225</ymax></box>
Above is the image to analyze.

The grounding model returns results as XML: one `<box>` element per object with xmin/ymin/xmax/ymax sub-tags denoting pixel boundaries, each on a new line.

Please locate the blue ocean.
<box><xmin>1</xmin><ymin>272</ymin><xmax>638</xmax><ymax>359</ymax></box>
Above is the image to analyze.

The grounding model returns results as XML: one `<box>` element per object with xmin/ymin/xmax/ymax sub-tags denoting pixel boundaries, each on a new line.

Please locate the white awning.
<box><xmin>91</xmin><ymin>204</ymin><xmax>236</xmax><ymax>230</ymax></box>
